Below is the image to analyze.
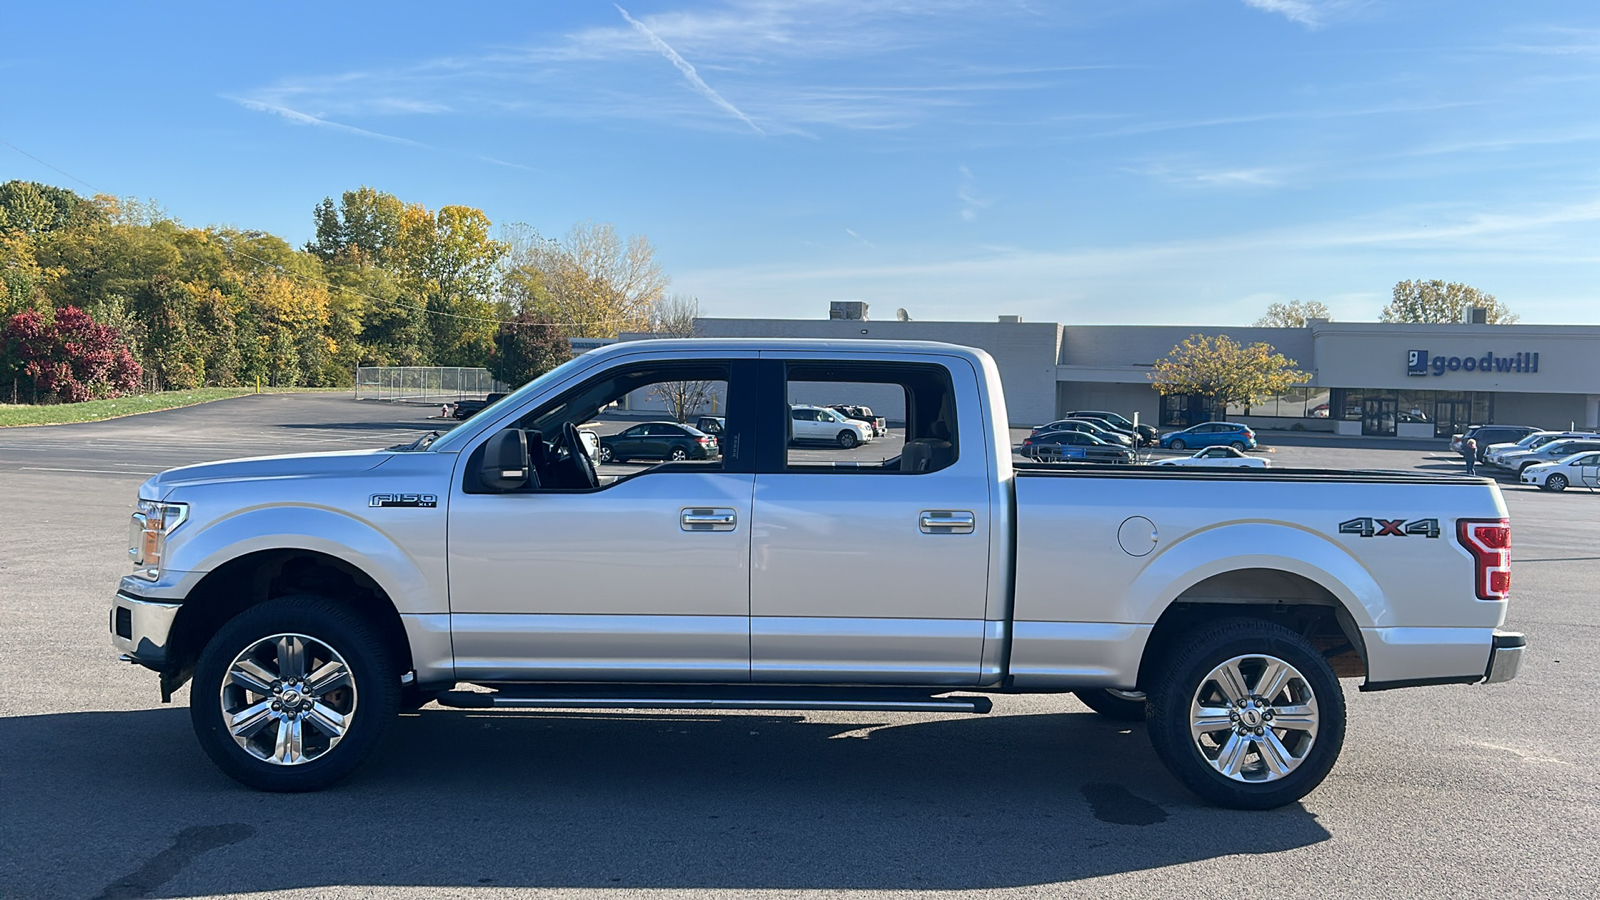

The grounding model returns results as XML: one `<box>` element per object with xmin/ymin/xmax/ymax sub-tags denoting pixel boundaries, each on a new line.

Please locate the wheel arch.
<box><xmin>164</xmin><ymin>548</ymin><xmax>413</xmax><ymax>701</ymax></box>
<box><xmin>1135</xmin><ymin>568</ymin><xmax>1368</xmax><ymax>690</ymax></box>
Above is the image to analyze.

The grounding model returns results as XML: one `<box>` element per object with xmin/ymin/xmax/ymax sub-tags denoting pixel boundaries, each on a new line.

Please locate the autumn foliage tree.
<box><xmin>1</xmin><ymin>179</ymin><xmax>676</xmax><ymax>404</ymax></box>
<box><xmin>1150</xmin><ymin>335</ymin><xmax>1307</xmax><ymax>420</ymax></box>
<box><xmin>2</xmin><ymin>306</ymin><xmax>141</xmax><ymax>402</ymax></box>
<box><xmin>1381</xmin><ymin>280</ymin><xmax>1517</xmax><ymax>324</ymax></box>
<box><xmin>1254</xmin><ymin>299</ymin><xmax>1331</xmax><ymax>328</ymax></box>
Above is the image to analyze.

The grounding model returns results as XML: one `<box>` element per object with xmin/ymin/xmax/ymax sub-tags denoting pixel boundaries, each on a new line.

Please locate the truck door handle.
<box><xmin>920</xmin><ymin>510</ymin><xmax>975</xmax><ymax>534</ymax></box>
<box><xmin>681</xmin><ymin>508</ymin><xmax>737</xmax><ymax>532</ymax></box>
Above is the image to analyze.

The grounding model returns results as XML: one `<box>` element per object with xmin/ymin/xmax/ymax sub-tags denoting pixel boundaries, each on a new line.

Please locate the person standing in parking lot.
<box><xmin>1463</xmin><ymin>437</ymin><xmax>1477</xmax><ymax>475</ymax></box>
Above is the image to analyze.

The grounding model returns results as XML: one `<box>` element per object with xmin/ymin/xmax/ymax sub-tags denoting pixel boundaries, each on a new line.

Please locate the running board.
<box><xmin>433</xmin><ymin>684</ymin><xmax>993</xmax><ymax>714</ymax></box>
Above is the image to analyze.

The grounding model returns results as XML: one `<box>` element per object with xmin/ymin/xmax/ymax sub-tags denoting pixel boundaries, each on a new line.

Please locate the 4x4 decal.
<box><xmin>1339</xmin><ymin>517</ymin><xmax>1440</xmax><ymax>538</ymax></box>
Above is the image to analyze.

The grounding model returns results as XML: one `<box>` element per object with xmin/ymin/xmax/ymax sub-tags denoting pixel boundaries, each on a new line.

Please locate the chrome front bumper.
<box><xmin>110</xmin><ymin>591</ymin><xmax>181</xmax><ymax>668</ymax></box>
<box><xmin>1485</xmin><ymin>631</ymin><xmax>1526</xmax><ymax>684</ymax></box>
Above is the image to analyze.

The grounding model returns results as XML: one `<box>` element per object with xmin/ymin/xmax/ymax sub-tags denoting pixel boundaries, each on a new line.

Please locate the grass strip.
<box><xmin>0</xmin><ymin>388</ymin><xmax>345</xmax><ymax>427</ymax></box>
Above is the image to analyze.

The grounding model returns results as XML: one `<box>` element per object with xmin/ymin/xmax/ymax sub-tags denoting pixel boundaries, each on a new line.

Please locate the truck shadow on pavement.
<box><xmin>2</xmin><ymin>705</ymin><xmax>1331</xmax><ymax>897</ymax></box>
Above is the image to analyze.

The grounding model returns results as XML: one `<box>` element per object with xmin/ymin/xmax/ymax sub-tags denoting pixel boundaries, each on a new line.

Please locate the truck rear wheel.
<box><xmin>190</xmin><ymin>595</ymin><xmax>399</xmax><ymax>792</ymax></box>
<box><xmin>1074</xmin><ymin>688</ymin><xmax>1147</xmax><ymax>721</ymax></box>
<box><xmin>1146</xmin><ymin>618</ymin><xmax>1345</xmax><ymax>810</ymax></box>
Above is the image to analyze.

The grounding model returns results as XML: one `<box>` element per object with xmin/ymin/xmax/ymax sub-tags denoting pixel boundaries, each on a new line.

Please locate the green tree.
<box><xmin>395</xmin><ymin>203</ymin><xmax>506</xmax><ymax>366</ymax></box>
<box><xmin>487</xmin><ymin>311</ymin><xmax>568</xmax><ymax>389</ymax></box>
<box><xmin>0</xmin><ymin>180</ymin><xmax>103</xmax><ymax>235</ymax></box>
<box><xmin>1254</xmin><ymin>299</ymin><xmax>1330</xmax><ymax>328</ymax></box>
<box><xmin>1150</xmin><ymin>335</ymin><xmax>1307</xmax><ymax>419</ymax></box>
<box><xmin>1381</xmin><ymin>280</ymin><xmax>1517</xmax><ymax>324</ymax></box>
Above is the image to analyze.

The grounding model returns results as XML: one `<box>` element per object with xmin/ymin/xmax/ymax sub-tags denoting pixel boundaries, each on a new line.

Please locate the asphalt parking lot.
<box><xmin>1</xmin><ymin>395</ymin><xmax>1596</xmax><ymax>899</ymax></box>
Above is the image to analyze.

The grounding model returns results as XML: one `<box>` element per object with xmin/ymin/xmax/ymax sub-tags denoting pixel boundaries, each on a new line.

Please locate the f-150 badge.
<box><xmin>369</xmin><ymin>493</ymin><xmax>438</xmax><ymax>509</ymax></box>
<box><xmin>1339</xmin><ymin>517</ymin><xmax>1439</xmax><ymax>538</ymax></box>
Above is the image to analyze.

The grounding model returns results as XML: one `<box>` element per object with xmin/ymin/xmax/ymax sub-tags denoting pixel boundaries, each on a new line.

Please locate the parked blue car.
<box><xmin>1159</xmin><ymin>422</ymin><xmax>1258</xmax><ymax>451</ymax></box>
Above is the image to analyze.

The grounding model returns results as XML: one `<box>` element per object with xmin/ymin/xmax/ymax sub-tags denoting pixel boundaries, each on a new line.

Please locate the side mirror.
<box><xmin>479</xmin><ymin>428</ymin><xmax>530</xmax><ymax>490</ymax></box>
<box><xmin>578</xmin><ymin>429</ymin><xmax>600</xmax><ymax>460</ymax></box>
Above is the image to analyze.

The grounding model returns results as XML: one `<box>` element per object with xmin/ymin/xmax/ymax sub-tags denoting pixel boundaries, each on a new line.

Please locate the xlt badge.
<box><xmin>1339</xmin><ymin>517</ymin><xmax>1440</xmax><ymax>538</ymax></box>
<box><xmin>369</xmin><ymin>493</ymin><xmax>437</xmax><ymax>509</ymax></box>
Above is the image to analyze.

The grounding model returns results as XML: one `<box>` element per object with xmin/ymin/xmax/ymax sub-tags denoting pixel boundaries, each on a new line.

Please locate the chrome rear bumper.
<box><xmin>1485</xmin><ymin>631</ymin><xmax>1525</xmax><ymax>684</ymax></box>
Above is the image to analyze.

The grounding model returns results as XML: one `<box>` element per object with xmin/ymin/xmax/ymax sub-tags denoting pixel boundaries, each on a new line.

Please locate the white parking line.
<box><xmin>18</xmin><ymin>467</ymin><xmax>159</xmax><ymax>476</ymax></box>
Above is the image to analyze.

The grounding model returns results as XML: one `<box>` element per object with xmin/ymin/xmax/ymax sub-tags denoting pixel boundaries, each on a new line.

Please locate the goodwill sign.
<box><xmin>1407</xmin><ymin>350</ymin><xmax>1540</xmax><ymax>377</ymax></box>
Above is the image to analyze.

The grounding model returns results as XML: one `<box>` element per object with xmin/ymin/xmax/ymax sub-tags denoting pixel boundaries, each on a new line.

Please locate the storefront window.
<box><xmin>1304</xmin><ymin>388</ymin><xmax>1331</xmax><ymax>419</ymax></box>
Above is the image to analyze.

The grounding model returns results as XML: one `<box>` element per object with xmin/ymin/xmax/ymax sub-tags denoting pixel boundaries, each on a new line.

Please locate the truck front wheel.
<box><xmin>837</xmin><ymin>430</ymin><xmax>859</xmax><ymax>449</ymax></box>
<box><xmin>190</xmin><ymin>595</ymin><xmax>399</xmax><ymax>792</ymax></box>
<box><xmin>1073</xmin><ymin>688</ymin><xmax>1147</xmax><ymax>721</ymax></box>
<box><xmin>1146</xmin><ymin>618</ymin><xmax>1345</xmax><ymax>810</ymax></box>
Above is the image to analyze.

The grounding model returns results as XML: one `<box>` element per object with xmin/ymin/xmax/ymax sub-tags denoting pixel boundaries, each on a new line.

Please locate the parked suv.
<box><xmin>829</xmin><ymin>405</ymin><xmax>888</xmax><ymax>437</ymax></box>
<box><xmin>1451</xmin><ymin>425</ymin><xmax>1541</xmax><ymax>461</ymax></box>
<box><xmin>790</xmin><ymin>405</ymin><xmax>873</xmax><ymax>448</ymax></box>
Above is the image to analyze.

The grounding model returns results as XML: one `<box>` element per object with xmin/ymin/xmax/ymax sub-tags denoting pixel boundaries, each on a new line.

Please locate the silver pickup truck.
<box><xmin>112</xmin><ymin>339</ymin><xmax>1523</xmax><ymax>808</ymax></box>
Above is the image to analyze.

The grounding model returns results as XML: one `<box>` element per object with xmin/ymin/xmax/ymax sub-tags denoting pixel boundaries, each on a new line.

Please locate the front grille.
<box><xmin>115</xmin><ymin>606</ymin><xmax>132</xmax><ymax>640</ymax></box>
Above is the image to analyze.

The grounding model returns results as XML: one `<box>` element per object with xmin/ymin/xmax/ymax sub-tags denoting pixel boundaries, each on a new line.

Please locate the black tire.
<box><xmin>1169</xmin><ymin>438</ymin><xmax>1186</xmax><ymax>451</ymax></box>
<box><xmin>670</xmin><ymin>446</ymin><xmax>689</xmax><ymax>461</ymax></box>
<box><xmin>1146</xmin><ymin>617</ymin><xmax>1345</xmax><ymax>810</ymax></box>
<box><xmin>190</xmin><ymin>595</ymin><xmax>399</xmax><ymax>792</ymax></box>
<box><xmin>1546</xmin><ymin>474</ymin><xmax>1568</xmax><ymax>492</ymax></box>
<box><xmin>1074</xmin><ymin>688</ymin><xmax>1147</xmax><ymax>721</ymax></box>
<box><xmin>1230</xmin><ymin>441</ymin><xmax>1247</xmax><ymax>451</ymax></box>
<box><xmin>837</xmin><ymin>430</ymin><xmax>859</xmax><ymax>449</ymax></box>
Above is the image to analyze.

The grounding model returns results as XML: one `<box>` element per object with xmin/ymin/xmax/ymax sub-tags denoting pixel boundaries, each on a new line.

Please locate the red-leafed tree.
<box><xmin>2</xmin><ymin>306</ymin><xmax>142</xmax><ymax>403</ymax></box>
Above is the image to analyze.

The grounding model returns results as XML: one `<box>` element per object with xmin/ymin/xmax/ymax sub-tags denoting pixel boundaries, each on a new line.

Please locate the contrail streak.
<box><xmin>615</xmin><ymin>4</ymin><xmax>765</xmax><ymax>135</ymax></box>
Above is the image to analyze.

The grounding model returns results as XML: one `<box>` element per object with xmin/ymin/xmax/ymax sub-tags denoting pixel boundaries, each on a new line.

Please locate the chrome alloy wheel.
<box><xmin>1189</xmin><ymin>654</ymin><xmax>1318</xmax><ymax>783</ymax></box>
<box><xmin>220</xmin><ymin>633</ymin><xmax>358</xmax><ymax>766</ymax></box>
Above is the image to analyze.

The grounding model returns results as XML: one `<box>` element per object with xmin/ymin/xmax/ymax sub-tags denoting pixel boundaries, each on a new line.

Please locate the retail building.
<box><xmin>684</xmin><ymin>306</ymin><xmax>1600</xmax><ymax>437</ymax></box>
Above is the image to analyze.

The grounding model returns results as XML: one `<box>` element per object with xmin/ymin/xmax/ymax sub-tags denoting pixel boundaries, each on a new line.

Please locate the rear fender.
<box><xmin>1130</xmin><ymin>522</ymin><xmax>1385</xmax><ymax>629</ymax></box>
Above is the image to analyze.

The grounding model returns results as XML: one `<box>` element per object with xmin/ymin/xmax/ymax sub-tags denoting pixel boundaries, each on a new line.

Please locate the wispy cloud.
<box><xmin>1130</xmin><ymin>160</ymin><xmax>1291</xmax><ymax>188</ymax></box>
<box><xmin>1242</xmin><ymin>0</ymin><xmax>1324</xmax><ymax>27</ymax></box>
<box><xmin>614</xmin><ymin>4</ymin><xmax>765</xmax><ymax>135</ymax></box>
<box><xmin>228</xmin><ymin>97</ymin><xmax>424</xmax><ymax>145</ymax></box>
<box><xmin>675</xmin><ymin>195</ymin><xmax>1600</xmax><ymax>323</ymax></box>
<box><xmin>957</xmin><ymin>166</ymin><xmax>992</xmax><ymax>220</ymax></box>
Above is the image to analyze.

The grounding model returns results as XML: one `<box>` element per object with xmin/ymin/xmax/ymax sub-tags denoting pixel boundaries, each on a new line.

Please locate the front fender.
<box><xmin>1128</xmin><ymin>522</ymin><xmax>1386</xmax><ymax>629</ymax></box>
<box><xmin>165</xmin><ymin>505</ymin><xmax>442</xmax><ymax>616</ymax></box>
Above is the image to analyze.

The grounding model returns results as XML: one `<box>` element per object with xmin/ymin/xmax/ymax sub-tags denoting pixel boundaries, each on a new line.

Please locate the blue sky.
<box><xmin>3</xmin><ymin>1</ymin><xmax>1597</xmax><ymax>324</ymax></box>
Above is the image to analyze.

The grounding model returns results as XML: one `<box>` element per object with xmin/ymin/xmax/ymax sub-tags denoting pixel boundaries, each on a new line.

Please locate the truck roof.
<box><xmin>587</xmin><ymin>337</ymin><xmax>994</xmax><ymax>365</ymax></box>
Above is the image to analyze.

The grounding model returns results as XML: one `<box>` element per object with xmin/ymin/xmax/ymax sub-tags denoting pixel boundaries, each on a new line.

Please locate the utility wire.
<box><xmin>1</xmin><ymin>137</ymin><xmax>102</xmax><ymax>193</ymax></box>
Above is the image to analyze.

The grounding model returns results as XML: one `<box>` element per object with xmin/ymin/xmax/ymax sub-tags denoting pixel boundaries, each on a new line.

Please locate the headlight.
<box><xmin>129</xmin><ymin>499</ymin><xmax>189</xmax><ymax>579</ymax></box>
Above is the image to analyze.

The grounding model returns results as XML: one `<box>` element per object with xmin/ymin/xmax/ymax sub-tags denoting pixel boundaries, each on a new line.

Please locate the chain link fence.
<box><xmin>355</xmin><ymin>367</ymin><xmax>508</xmax><ymax>403</ymax></box>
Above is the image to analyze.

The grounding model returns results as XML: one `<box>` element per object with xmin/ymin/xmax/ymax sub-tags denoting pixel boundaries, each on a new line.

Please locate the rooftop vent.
<box><xmin>1463</xmin><ymin>307</ymin><xmax>1489</xmax><ymax>325</ymax></box>
<box><xmin>998</xmin><ymin>315</ymin><xmax>1022</xmax><ymax>324</ymax></box>
<box><xmin>830</xmin><ymin>301</ymin><xmax>869</xmax><ymax>321</ymax></box>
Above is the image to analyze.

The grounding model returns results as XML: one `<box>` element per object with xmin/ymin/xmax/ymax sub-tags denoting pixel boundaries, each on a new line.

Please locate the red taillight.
<box><xmin>1457</xmin><ymin>518</ymin><xmax>1511</xmax><ymax>600</ymax></box>
<box><xmin>696</xmin><ymin>436</ymin><xmax>711</xmax><ymax>444</ymax></box>
<box><xmin>1022</xmin><ymin>438</ymin><xmax>1034</xmax><ymax>446</ymax></box>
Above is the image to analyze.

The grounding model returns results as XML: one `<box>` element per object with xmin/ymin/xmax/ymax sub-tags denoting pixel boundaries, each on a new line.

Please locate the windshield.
<box><xmin>427</xmin><ymin>353</ymin><xmax>594</xmax><ymax>453</ymax></box>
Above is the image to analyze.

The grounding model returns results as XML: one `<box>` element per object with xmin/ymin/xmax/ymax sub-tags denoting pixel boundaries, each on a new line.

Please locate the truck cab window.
<box><xmin>464</xmin><ymin>361</ymin><xmax>745</xmax><ymax>493</ymax></box>
<box><xmin>781</xmin><ymin>362</ymin><xmax>957</xmax><ymax>474</ymax></box>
